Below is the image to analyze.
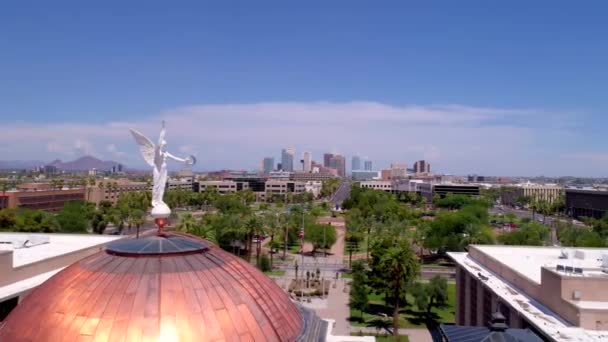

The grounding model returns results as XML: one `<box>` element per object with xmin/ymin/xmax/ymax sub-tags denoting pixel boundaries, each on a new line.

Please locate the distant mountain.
<box><xmin>49</xmin><ymin>156</ymin><xmax>123</xmax><ymax>171</ymax></box>
<box><xmin>0</xmin><ymin>160</ymin><xmax>46</xmax><ymax>169</ymax></box>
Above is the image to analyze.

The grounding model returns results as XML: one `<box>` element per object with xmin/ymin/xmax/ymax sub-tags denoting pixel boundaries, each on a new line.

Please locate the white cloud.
<box><xmin>0</xmin><ymin>101</ymin><xmax>593</xmax><ymax>176</ymax></box>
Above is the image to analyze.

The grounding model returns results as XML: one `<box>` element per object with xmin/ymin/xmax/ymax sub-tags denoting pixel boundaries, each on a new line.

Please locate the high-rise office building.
<box><xmin>281</xmin><ymin>148</ymin><xmax>295</xmax><ymax>172</ymax></box>
<box><xmin>364</xmin><ymin>160</ymin><xmax>372</xmax><ymax>171</ymax></box>
<box><xmin>262</xmin><ymin>157</ymin><xmax>274</xmax><ymax>174</ymax></box>
<box><xmin>328</xmin><ymin>154</ymin><xmax>346</xmax><ymax>177</ymax></box>
<box><xmin>323</xmin><ymin>153</ymin><xmax>334</xmax><ymax>168</ymax></box>
<box><xmin>351</xmin><ymin>156</ymin><xmax>361</xmax><ymax>171</ymax></box>
<box><xmin>414</xmin><ymin>160</ymin><xmax>431</xmax><ymax>174</ymax></box>
<box><xmin>302</xmin><ymin>152</ymin><xmax>312</xmax><ymax>172</ymax></box>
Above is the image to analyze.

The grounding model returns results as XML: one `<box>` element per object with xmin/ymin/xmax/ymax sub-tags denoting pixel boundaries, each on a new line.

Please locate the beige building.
<box><xmin>88</xmin><ymin>179</ymin><xmax>150</xmax><ymax>205</ymax></box>
<box><xmin>197</xmin><ymin>180</ymin><xmax>245</xmax><ymax>194</ymax></box>
<box><xmin>519</xmin><ymin>183</ymin><xmax>563</xmax><ymax>203</ymax></box>
<box><xmin>450</xmin><ymin>245</ymin><xmax>608</xmax><ymax>341</ymax></box>
<box><xmin>390</xmin><ymin>163</ymin><xmax>407</xmax><ymax>179</ymax></box>
<box><xmin>264</xmin><ymin>180</ymin><xmax>306</xmax><ymax>195</ymax></box>
<box><xmin>501</xmin><ymin>183</ymin><xmax>564</xmax><ymax>206</ymax></box>
<box><xmin>166</xmin><ymin>178</ymin><xmax>194</xmax><ymax>191</ymax></box>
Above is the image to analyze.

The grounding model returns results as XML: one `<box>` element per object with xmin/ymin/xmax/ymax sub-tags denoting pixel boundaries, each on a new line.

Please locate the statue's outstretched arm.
<box><xmin>165</xmin><ymin>152</ymin><xmax>189</xmax><ymax>163</ymax></box>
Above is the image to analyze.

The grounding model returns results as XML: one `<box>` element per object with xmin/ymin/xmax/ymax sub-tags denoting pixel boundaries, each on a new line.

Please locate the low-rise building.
<box><xmin>304</xmin><ymin>181</ymin><xmax>323</xmax><ymax>198</ymax></box>
<box><xmin>88</xmin><ymin>179</ymin><xmax>150</xmax><ymax>205</ymax></box>
<box><xmin>0</xmin><ymin>188</ymin><xmax>86</xmax><ymax>211</ymax></box>
<box><xmin>565</xmin><ymin>189</ymin><xmax>608</xmax><ymax>220</ymax></box>
<box><xmin>197</xmin><ymin>180</ymin><xmax>246</xmax><ymax>194</ymax></box>
<box><xmin>501</xmin><ymin>183</ymin><xmax>564</xmax><ymax>206</ymax></box>
<box><xmin>0</xmin><ymin>233</ymin><xmax>121</xmax><ymax>321</ymax></box>
<box><xmin>166</xmin><ymin>178</ymin><xmax>194</xmax><ymax>191</ymax></box>
<box><xmin>449</xmin><ymin>245</ymin><xmax>608</xmax><ymax>341</ymax></box>
<box><xmin>359</xmin><ymin>180</ymin><xmax>393</xmax><ymax>192</ymax></box>
<box><xmin>393</xmin><ymin>179</ymin><xmax>425</xmax><ymax>193</ymax></box>
<box><xmin>291</xmin><ymin>171</ymin><xmax>336</xmax><ymax>182</ymax></box>
<box><xmin>264</xmin><ymin>180</ymin><xmax>306</xmax><ymax>195</ymax></box>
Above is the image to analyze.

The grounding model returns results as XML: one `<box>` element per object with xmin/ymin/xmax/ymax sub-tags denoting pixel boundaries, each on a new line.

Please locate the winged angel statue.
<box><xmin>130</xmin><ymin>121</ymin><xmax>195</xmax><ymax>216</ymax></box>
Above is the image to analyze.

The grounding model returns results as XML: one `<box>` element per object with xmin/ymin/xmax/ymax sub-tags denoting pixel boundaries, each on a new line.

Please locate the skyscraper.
<box><xmin>302</xmin><ymin>152</ymin><xmax>312</xmax><ymax>172</ymax></box>
<box><xmin>414</xmin><ymin>160</ymin><xmax>431</xmax><ymax>174</ymax></box>
<box><xmin>262</xmin><ymin>157</ymin><xmax>274</xmax><ymax>174</ymax></box>
<box><xmin>329</xmin><ymin>154</ymin><xmax>346</xmax><ymax>177</ymax></box>
<box><xmin>323</xmin><ymin>153</ymin><xmax>334</xmax><ymax>168</ymax></box>
<box><xmin>351</xmin><ymin>155</ymin><xmax>361</xmax><ymax>171</ymax></box>
<box><xmin>281</xmin><ymin>148</ymin><xmax>295</xmax><ymax>172</ymax></box>
<box><xmin>364</xmin><ymin>160</ymin><xmax>372</xmax><ymax>171</ymax></box>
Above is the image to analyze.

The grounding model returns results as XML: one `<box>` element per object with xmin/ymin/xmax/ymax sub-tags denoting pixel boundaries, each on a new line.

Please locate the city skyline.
<box><xmin>1</xmin><ymin>2</ymin><xmax>608</xmax><ymax>176</ymax></box>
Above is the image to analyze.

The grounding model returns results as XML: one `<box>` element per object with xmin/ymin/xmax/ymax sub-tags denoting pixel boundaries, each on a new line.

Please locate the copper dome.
<box><xmin>0</xmin><ymin>233</ymin><xmax>303</xmax><ymax>341</ymax></box>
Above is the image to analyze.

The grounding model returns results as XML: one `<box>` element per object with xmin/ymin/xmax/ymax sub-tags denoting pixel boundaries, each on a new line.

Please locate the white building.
<box><xmin>359</xmin><ymin>180</ymin><xmax>393</xmax><ymax>192</ymax></box>
<box><xmin>449</xmin><ymin>245</ymin><xmax>608</xmax><ymax>341</ymax></box>
<box><xmin>0</xmin><ymin>233</ymin><xmax>121</xmax><ymax>317</ymax></box>
<box><xmin>304</xmin><ymin>181</ymin><xmax>323</xmax><ymax>198</ymax></box>
<box><xmin>198</xmin><ymin>180</ymin><xmax>245</xmax><ymax>194</ymax></box>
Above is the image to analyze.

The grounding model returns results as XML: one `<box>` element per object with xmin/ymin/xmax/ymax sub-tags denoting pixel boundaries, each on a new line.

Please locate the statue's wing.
<box><xmin>129</xmin><ymin>129</ymin><xmax>155</xmax><ymax>167</ymax></box>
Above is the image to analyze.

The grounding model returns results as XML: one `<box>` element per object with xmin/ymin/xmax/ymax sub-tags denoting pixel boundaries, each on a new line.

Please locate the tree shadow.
<box><xmin>401</xmin><ymin>308</ymin><xmax>441</xmax><ymax>327</ymax></box>
<box><xmin>367</xmin><ymin>303</ymin><xmax>393</xmax><ymax>316</ymax></box>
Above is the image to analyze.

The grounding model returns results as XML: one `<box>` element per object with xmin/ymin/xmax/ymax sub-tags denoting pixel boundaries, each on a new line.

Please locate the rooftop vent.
<box><xmin>573</xmin><ymin>290</ymin><xmax>582</xmax><ymax>300</ymax></box>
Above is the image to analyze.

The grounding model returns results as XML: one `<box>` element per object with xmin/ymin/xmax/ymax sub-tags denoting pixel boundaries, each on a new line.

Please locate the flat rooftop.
<box><xmin>0</xmin><ymin>233</ymin><xmax>121</xmax><ymax>268</ymax></box>
<box><xmin>472</xmin><ymin>245</ymin><xmax>608</xmax><ymax>284</ymax></box>
<box><xmin>450</xmin><ymin>249</ymin><xmax>608</xmax><ymax>341</ymax></box>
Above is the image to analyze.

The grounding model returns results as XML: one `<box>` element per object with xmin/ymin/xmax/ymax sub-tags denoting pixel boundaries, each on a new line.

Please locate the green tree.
<box><xmin>349</xmin><ymin>261</ymin><xmax>369</xmax><ymax>320</ymax></box>
<box><xmin>370</xmin><ymin>238</ymin><xmax>420</xmax><ymax>336</ymax></box>
<box><xmin>0</xmin><ymin>209</ymin><xmax>17</xmax><ymax>231</ymax></box>
<box><xmin>304</xmin><ymin>223</ymin><xmax>336</xmax><ymax>254</ymax></box>
<box><xmin>176</xmin><ymin>212</ymin><xmax>197</xmax><ymax>233</ymax></box>
<box><xmin>90</xmin><ymin>210</ymin><xmax>108</xmax><ymax>234</ymax></box>
<box><xmin>558</xmin><ymin>223</ymin><xmax>606</xmax><ymax>247</ymax></box>
<box><xmin>264</xmin><ymin>211</ymin><xmax>283</xmax><ymax>268</ymax></box>
<box><xmin>498</xmin><ymin>222</ymin><xmax>549</xmax><ymax>246</ymax></box>
<box><xmin>57</xmin><ymin>201</ymin><xmax>89</xmax><ymax>233</ymax></box>
<box><xmin>130</xmin><ymin>209</ymin><xmax>146</xmax><ymax>238</ymax></box>
<box><xmin>321</xmin><ymin>178</ymin><xmax>341</xmax><ymax>198</ymax></box>
<box><xmin>413</xmin><ymin>276</ymin><xmax>449</xmax><ymax>315</ymax></box>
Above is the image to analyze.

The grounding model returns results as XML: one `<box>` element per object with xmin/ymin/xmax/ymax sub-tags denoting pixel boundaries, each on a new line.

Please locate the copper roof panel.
<box><xmin>0</xmin><ymin>233</ymin><xmax>303</xmax><ymax>342</ymax></box>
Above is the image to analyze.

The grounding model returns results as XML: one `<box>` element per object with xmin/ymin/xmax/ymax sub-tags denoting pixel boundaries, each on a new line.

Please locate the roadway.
<box><xmin>330</xmin><ymin>180</ymin><xmax>351</xmax><ymax>209</ymax></box>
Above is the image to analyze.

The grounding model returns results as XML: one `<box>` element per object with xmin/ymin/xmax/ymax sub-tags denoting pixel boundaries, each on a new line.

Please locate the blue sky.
<box><xmin>1</xmin><ymin>1</ymin><xmax>607</xmax><ymax>176</ymax></box>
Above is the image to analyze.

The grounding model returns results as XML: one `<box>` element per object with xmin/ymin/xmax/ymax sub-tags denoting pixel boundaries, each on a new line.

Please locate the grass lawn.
<box><xmin>344</xmin><ymin>234</ymin><xmax>370</xmax><ymax>256</ymax></box>
<box><xmin>264</xmin><ymin>269</ymin><xmax>286</xmax><ymax>277</ymax></box>
<box><xmin>351</xmin><ymin>334</ymin><xmax>409</xmax><ymax>342</ymax></box>
<box><xmin>349</xmin><ymin>282</ymin><xmax>456</xmax><ymax>329</ymax></box>
<box><xmin>341</xmin><ymin>272</ymin><xmax>353</xmax><ymax>279</ymax></box>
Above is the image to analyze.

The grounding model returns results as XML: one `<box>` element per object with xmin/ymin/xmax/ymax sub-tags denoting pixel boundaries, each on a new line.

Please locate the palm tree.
<box><xmin>177</xmin><ymin>212</ymin><xmax>197</xmax><ymax>233</ymax></box>
<box><xmin>245</xmin><ymin>216</ymin><xmax>263</xmax><ymax>263</ymax></box>
<box><xmin>380</xmin><ymin>240</ymin><xmax>420</xmax><ymax>336</ymax></box>
<box><xmin>130</xmin><ymin>209</ymin><xmax>145</xmax><ymax>238</ymax></box>
<box><xmin>264</xmin><ymin>211</ymin><xmax>282</xmax><ymax>268</ymax></box>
